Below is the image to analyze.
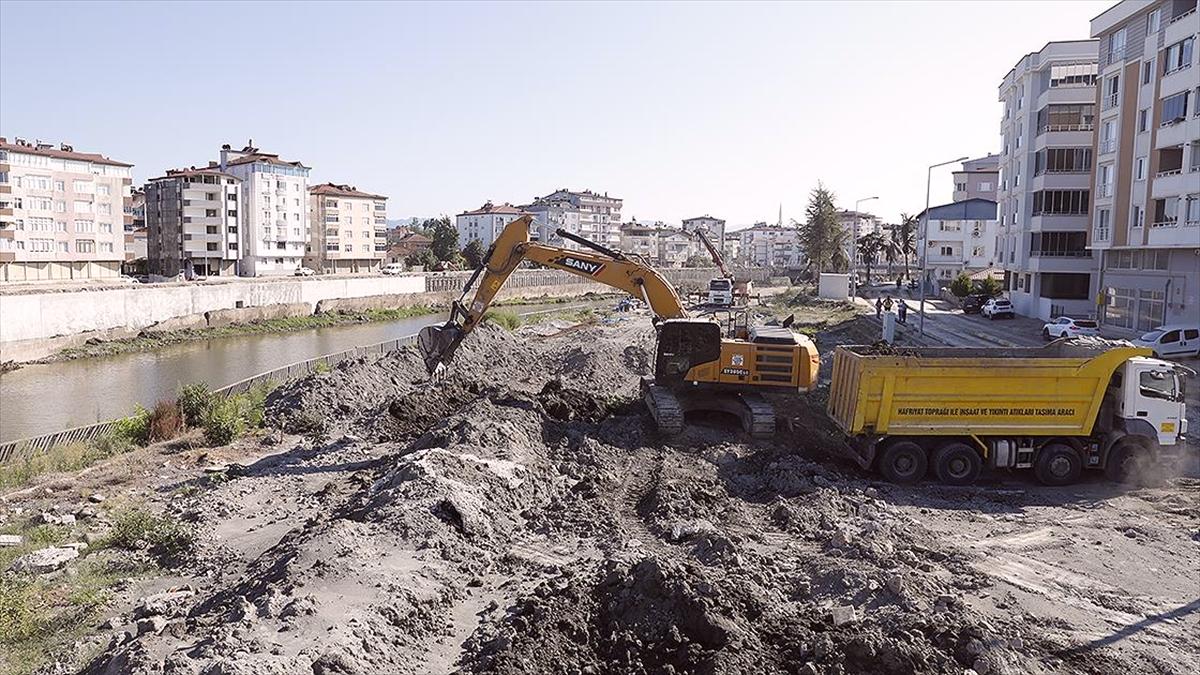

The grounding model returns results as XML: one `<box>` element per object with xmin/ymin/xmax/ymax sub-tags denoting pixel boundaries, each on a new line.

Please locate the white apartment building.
<box><xmin>618</xmin><ymin>221</ymin><xmax>701</xmax><ymax>267</ymax></box>
<box><xmin>455</xmin><ymin>201</ymin><xmax>531</xmax><ymax>249</ymax></box>
<box><xmin>217</xmin><ymin>142</ymin><xmax>310</xmax><ymax>276</ymax></box>
<box><xmin>951</xmin><ymin>154</ymin><xmax>1001</xmax><ymax>202</ymax></box>
<box><xmin>0</xmin><ymin>137</ymin><xmax>133</xmax><ymax>282</ymax></box>
<box><xmin>145</xmin><ymin>167</ymin><xmax>242</xmax><ymax>278</ymax></box>
<box><xmin>522</xmin><ymin>189</ymin><xmax>622</xmax><ymax>249</ymax></box>
<box><xmin>723</xmin><ymin>233</ymin><xmax>742</xmax><ymax>263</ymax></box>
<box><xmin>915</xmin><ymin>199</ymin><xmax>1000</xmax><ymax>282</ymax></box>
<box><xmin>1091</xmin><ymin>0</ymin><xmax>1200</xmax><ymax>333</ymax></box>
<box><xmin>738</xmin><ymin>223</ymin><xmax>802</xmax><ymax>268</ymax></box>
<box><xmin>997</xmin><ymin>40</ymin><xmax>1101</xmax><ymax>320</ymax></box>
<box><xmin>681</xmin><ymin>215</ymin><xmax>726</xmax><ymax>253</ymax></box>
<box><xmin>307</xmin><ymin>183</ymin><xmax>387</xmax><ymax>274</ymax></box>
<box><xmin>618</xmin><ymin>221</ymin><xmax>663</xmax><ymax>261</ymax></box>
<box><xmin>837</xmin><ymin>209</ymin><xmax>883</xmax><ymax>270</ymax></box>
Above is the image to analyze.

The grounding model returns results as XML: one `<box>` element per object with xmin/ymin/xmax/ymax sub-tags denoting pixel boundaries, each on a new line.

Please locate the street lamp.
<box><xmin>918</xmin><ymin>156</ymin><xmax>969</xmax><ymax>336</ymax></box>
<box><xmin>851</xmin><ymin>196</ymin><xmax>878</xmax><ymax>299</ymax></box>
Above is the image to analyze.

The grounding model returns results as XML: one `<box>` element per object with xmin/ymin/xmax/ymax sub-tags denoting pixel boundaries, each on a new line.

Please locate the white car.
<box><xmin>980</xmin><ymin>297</ymin><xmax>1014</xmax><ymax>320</ymax></box>
<box><xmin>1133</xmin><ymin>325</ymin><xmax>1200</xmax><ymax>359</ymax></box>
<box><xmin>1043</xmin><ymin>317</ymin><xmax>1099</xmax><ymax>340</ymax></box>
<box><xmin>381</xmin><ymin>262</ymin><xmax>405</xmax><ymax>276</ymax></box>
<box><xmin>294</xmin><ymin>267</ymin><xmax>316</xmax><ymax>277</ymax></box>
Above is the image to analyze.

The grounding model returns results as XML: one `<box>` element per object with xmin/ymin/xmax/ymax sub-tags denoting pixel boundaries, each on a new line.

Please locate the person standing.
<box><xmin>883</xmin><ymin>295</ymin><xmax>894</xmax><ymax>313</ymax></box>
<box><xmin>897</xmin><ymin>299</ymin><xmax>908</xmax><ymax>324</ymax></box>
<box><xmin>875</xmin><ymin>296</ymin><xmax>883</xmax><ymax>318</ymax></box>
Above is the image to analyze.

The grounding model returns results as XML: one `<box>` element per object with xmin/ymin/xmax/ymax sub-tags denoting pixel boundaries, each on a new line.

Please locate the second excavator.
<box><xmin>418</xmin><ymin>216</ymin><xmax>819</xmax><ymax>437</ymax></box>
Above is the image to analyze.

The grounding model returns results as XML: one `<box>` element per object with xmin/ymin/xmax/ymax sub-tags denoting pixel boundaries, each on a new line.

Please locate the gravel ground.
<box><xmin>11</xmin><ymin>312</ymin><xmax>1196</xmax><ymax>675</ymax></box>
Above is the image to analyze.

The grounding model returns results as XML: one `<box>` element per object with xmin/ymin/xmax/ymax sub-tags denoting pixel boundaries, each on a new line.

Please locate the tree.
<box><xmin>895</xmin><ymin>213</ymin><xmax>918</xmax><ymax>278</ymax></box>
<box><xmin>979</xmin><ymin>275</ymin><xmax>1004</xmax><ymax>297</ymax></box>
<box><xmin>950</xmin><ymin>272</ymin><xmax>972</xmax><ymax>298</ymax></box>
<box><xmin>684</xmin><ymin>254</ymin><xmax>710</xmax><ymax>268</ymax></box>
<box><xmin>856</xmin><ymin>232</ymin><xmax>884</xmax><ymax>285</ymax></box>
<box><xmin>405</xmin><ymin>248</ymin><xmax>438</xmax><ymax>270</ymax></box>
<box><xmin>427</xmin><ymin>216</ymin><xmax>458</xmax><ymax>261</ymax></box>
<box><xmin>881</xmin><ymin>234</ymin><xmax>900</xmax><ymax>277</ymax></box>
<box><xmin>462</xmin><ymin>238</ymin><xmax>486</xmax><ymax>268</ymax></box>
<box><xmin>796</xmin><ymin>183</ymin><xmax>840</xmax><ymax>280</ymax></box>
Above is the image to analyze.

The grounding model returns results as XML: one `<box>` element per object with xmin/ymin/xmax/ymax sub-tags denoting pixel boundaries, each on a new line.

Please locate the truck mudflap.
<box><xmin>836</xmin><ymin>435</ymin><xmax>878</xmax><ymax>470</ymax></box>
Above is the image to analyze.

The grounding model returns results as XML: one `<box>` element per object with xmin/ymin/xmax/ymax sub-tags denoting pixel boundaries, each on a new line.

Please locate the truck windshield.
<box><xmin>710</xmin><ymin>280</ymin><xmax>731</xmax><ymax>290</ymax></box>
<box><xmin>1139</xmin><ymin>370</ymin><xmax>1176</xmax><ymax>401</ymax></box>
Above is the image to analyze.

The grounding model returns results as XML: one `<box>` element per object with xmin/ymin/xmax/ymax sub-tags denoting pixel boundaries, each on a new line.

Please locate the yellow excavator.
<box><xmin>418</xmin><ymin>216</ymin><xmax>819</xmax><ymax>437</ymax></box>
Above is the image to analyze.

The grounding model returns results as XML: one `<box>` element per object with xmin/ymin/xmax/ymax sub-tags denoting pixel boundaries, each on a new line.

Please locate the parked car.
<box><xmin>294</xmin><ymin>267</ymin><xmax>316</xmax><ymax>277</ymax></box>
<box><xmin>381</xmin><ymin>262</ymin><xmax>405</xmax><ymax>276</ymax></box>
<box><xmin>980</xmin><ymin>297</ymin><xmax>1014</xmax><ymax>320</ymax></box>
<box><xmin>1043</xmin><ymin>317</ymin><xmax>1100</xmax><ymax>340</ymax></box>
<box><xmin>961</xmin><ymin>293</ymin><xmax>991</xmax><ymax>314</ymax></box>
<box><xmin>118</xmin><ymin>275</ymin><xmax>140</xmax><ymax>284</ymax></box>
<box><xmin>1133</xmin><ymin>325</ymin><xmax>1200</xmax><ymax>358</ymax></box>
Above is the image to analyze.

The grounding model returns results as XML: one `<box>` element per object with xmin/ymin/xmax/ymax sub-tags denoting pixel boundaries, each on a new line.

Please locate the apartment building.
<box><xmin>1090</xmin><ymin>0</ymin><xmax>1200</xmax><ymax>333</ymax></box>
<box><xmin>522</xmin><ymin>189</ymin><xmax>622</xmax><ymax>249</ymax></box>
<box><xmin>723</xmin><ymin>233</ymin><xmax>742</xmax><ymax>263</ymax></box>
<box><xmin>738</xmin><ymin>223</ymin><xmax>803</xmax><ymax>268</ymax></box>
<box><xmin>997</xmin><ymin>40</ymin><xmax>1101</xmax><ymax>320</ymax></box>
<box><xmin>0</xmin><ymin>137</ymin><xmax>132</xmax><ymax>282</ymax></box>
<box><xmin>144</xmin><ymin>167</ymin><xmax>242</xmax><ymax>277</ymax></box>
<box><xmin>217</xmin><ymin>142</ymin><xmax>309</xmax><ymax>276</ymax></box>
<box><xmin>455</xmin><ymin>201</ymin><xmax>531</xmax><ymax>249</ymax></box>
<box><xmin>618</xmin><ymin>221</ymin><xmax>702</xmax><ymax>267</ymax></box>
<box><xmin>951</xmin><ymin>154</ymin><xmax>1001</xmax><ymax>202</ymax></box>
<box><xmin>681</xmin><ymin>215</ymin><xmax>726</xmax><ymax>253</ymax></box>
<box><xmin>618</xmin><ymin>221</ymin><xmax>663</xmax><ymax>261</ymax></box>
<box><xmin>306</xmin><ymin>183</ymin><xmax>387</xmax><ymax>274</ymax></box>
<box><xmin>915</xmin><ymin>199</ymin><xmax>1000</xmax><ymax>282</ymax></box>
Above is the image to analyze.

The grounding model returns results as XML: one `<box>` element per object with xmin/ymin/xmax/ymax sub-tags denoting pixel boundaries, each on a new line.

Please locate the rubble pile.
<box><xmin>80</xmin><ymin>320</ymin><xmax>1187</xmax><ymax>675</ymax></box>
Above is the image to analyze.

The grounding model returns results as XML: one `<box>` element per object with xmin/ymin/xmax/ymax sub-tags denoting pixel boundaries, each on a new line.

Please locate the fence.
<box><xmin>423</xmin><ymin>267</ymin><xmax>734</xmax><ymax>295</ymax></box>
<box><xmin>0</xmin><ymin>333</ymin><xmax>428</xmax><ymax>465</ymax></box>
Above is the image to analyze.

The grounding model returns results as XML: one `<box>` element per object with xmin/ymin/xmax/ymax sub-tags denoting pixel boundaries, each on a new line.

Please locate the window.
<box><xmin>57</xmin><ymin>241</ymin><xmax>68</xmax><ymax>252</ymax></box>
<box><xmin>1094</xmin><ymin>208</ymin><xmax>1111</xmax><ymax>241</ymax></box>
<box><xmin>206</xmin><ymin>243</ymin><xmax>219</xmax><ymax>252</ymax></box>
<box><xmin>1139</xmin><ymin>370</ymin><xmax>1176</xmax><ymax>401</ymax></box>
<box><xmin>1138</xmin><ymin>108</ymin><xmax>1149</xmax><ymax>132</ymax></box>
<box><xmin>1098</xmin><ymin>165</ymin><xmax>1114</xmax><ymax>197</ymax></box>
<box><xmin>955</xmin><ymin>181</ymin><xmax>967</xmax><ymax>192</ymax></box>
<box><xmin>1103</xmin><ymin>74</ymin><xmax>1120</xmax><ymax>108</ymax></box>
<box><xmin>206</xmin><ymin>209</ymin><xmax>218</xmax><ymax>217</ymax></box>
<box><xmin>979</xmin><ymin>181</ymin><xmax>992</xmax><ymax>191</ymax></box>
<box><xmin>97</xmin><ymin>203</ymin><xmax>111</xmax><ymax>215</ymax></box>
<box><xmin>75</xmin><ymin>239</ymin><xmax>95</xmax><ymax>253</ymax></box>
<box><xmin>1186</xmin><ymin>195</ymin><xmax>1200</xmax><ymax>226</ymax></box>
<box><xmin>1033</xmin><ymin>190</ymin><xmax>1090</xmax><ymax>215</ymax></box>
<box><xmin>1108</xmin><ymin>250</ymin><xmax>1141</xmax><ymax>269</ymax></box>
<box><xmin>1143</xmin><ymin>59</ymin><xmax>1156</xmax><ymax>85</ymax></box>
<box><xmin>1100</xmin><ymin>120</ymin><xmax>1117</xmax><ymax>153</ymax></box>
<box><xmin>1163</xmin><ymin>37</ymin><xmax>1194</xmax><ymax>75</ymax></box>
<box><xmin>54</xmin><ymin>200</ymin><xmax>65</xmax><ymax>212</ymax></box>
<box><xmin>1148</xmin><ymin>7</ymin><xmax>1161</xmax><ymax>34</ymax></box>
<box><xmin>1161</xmin><ymin>91</ymin><xmax>1189</xmax><ymax>124</ymax></box>
<box><xmin>1107</xmin><ymin>287</ymin><xmax>1135</xmax><ymax>328</ymax></box>
<box><xmin>1135</xmin><ymin>156</ymin><xmax>1146</xmax><ymax>180</ymax></box>
<box><xmin>72</xmin><ymin>180</ymin><xmax>93</xmax><ymax>193</ymax></box>
<box><xmin>74</xmin><ymin>219</ymin><xmax>95</xmax><ymax>232</ymax></box>
<box><xmin>53</xmin><ymin>180</ymin><xmax>64</xmax><ymax>191</ymax></box>
<box><xmin>99</xmin><ymin>223</ymin><xmax>112</xmax><ymax>233</ymax></box>
<box><xmin>939</xmin><ymin>245</ymin><xmax>953</xmax><ymax>256</ymax></box>
<box><xmin>28</xmin><ymin>238</ymin><xmax>53</xmax><ymax>252</ymax></box>
<box><xmin>1132</xmin><ymin>204</ymin><xmax>1145</xmax><ymax>228</ymax></box>
<box><xmin>55</xmin><ymin>221</ymin><xmax>66</xmax><ymax>232</ymax></box>
<box><xmin>1037</xmin><ymin>104</ymin><xmax>1095</xmax><ymax>132</ymax></box>
<box><xmin>971</xmin><ymin>246</ymin><xmax>985</xmax><ymax>257</ymax></box>
<box><xmin>346</xmin><ymin>244</ymin><xmax>354</xmax><ymax>252</ymax></box>
<box><xmin>1108</xmin><ymin>28</ymin><xmax>1126</xmax><ymax>65</ymax></box>
<box><xmin>1039</xmin><ymin>273</ymin><xmax>1090</xmax><ymax>299</ymax></box>
<box><xmin>1034</xmin><ymin>148</ymin><xmax>1092</xmax><ymax>175</ymax></box>
<box><xmin>73</xmin><ymin>200</ymin><xmax>91</xmax><ymax>213</ymax></box>
<box><xmin>1050</xmin><ymin>62</ymin><xmax>1099</xmax><ymax>88</ymax></box>
<box><xmin>1137</xmin><ymin>290</ymin><xmax>1164</xmax><ymax>331</ymax></box>
<box><xmin>1030</xmin><ymin>231</ymin><xmax>1089</xmax><ymax>257</ymax></box>
<box><xmin>1145</xmin><ymin>250</ymin><xmax>1170</xmax><ymax>270</ymax></box>
<box><xmin>96</xmin><ymin>184</ymin><xmax>110</xmax><ymax>196</ymax></box>
<box><xmin>1153</xmin><ymin>197</ymin><xmax>1179</xmax><ymax>226</ymax></box>
<box><xmin>99</xmin><ymin>242</ymin><xmax>114</xmax><ymax>253</ymax></box>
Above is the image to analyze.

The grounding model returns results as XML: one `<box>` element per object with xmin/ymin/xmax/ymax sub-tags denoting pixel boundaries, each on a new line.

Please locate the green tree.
<box><xmin>405</xmin><ymin>248</ymin><xmax>438</xmax><ymax>269</ymax></box>
<box><xmin>462</xmin><ymin>238</ymin><xmax>486</xmax><ymax>268</ymax></box>
<box><xmin>950</xmin><ymin>272</ymin><xmax>972</xmax><ymax>298</ymax></box>
<box><xmin>796</xmin><ymin>183</ymin><xmax>840</xmax><ymax>280</ymax></box>
<box><xmin>427</xmin><ymin>216</ymin><xmax>458</xmax><ymax>261</ymax></box>
<box><xmin>856</xmin><ymin>232</ymin><xmax>884</xmax><ymax>285</ymax></box>
<box><xmin>895</xmin><ymin>213</ymin><xmax>918</xmax><ymax>278</ymax></box>
<box><xmin>881</xmin><ymin>234</ymin><xmax>900</xmax><ymax>276</ymax></box>
<box><xmin>979</xmin><ymin>275</ymin><xmax>1004</xmax><ymax>297</ymax></box>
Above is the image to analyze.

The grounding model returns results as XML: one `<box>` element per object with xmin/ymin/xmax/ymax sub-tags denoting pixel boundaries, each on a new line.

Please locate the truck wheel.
<box><xmin>1034</xmin><ymin>443</ymin><xmax>1082</xmax><ymax>486</ymax></box>
<box><xmin>933</xmin><ymin>442</ymin><xmax>982</xmax><ymax>485</ymax></box>
<box><xmin>879</xmin><ymin>441</ymin><xmax>927</xmax><ymax>484</ymax></box>
<box><xmin>1105</xmin><ymin>442</ymin><xmax>1163</xmax><ymax>486</ymax></box>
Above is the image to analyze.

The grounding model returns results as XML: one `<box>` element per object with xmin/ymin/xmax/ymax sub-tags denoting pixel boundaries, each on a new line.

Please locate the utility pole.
<box><xmin>918</xmin><ymin>156</ymin><xmax>969</xmax><ymax>336</ymax></box>
<box><xmin>851</xmin><ymin>197</ymin><xmax>878</xmax><ymax>299</ymax></box>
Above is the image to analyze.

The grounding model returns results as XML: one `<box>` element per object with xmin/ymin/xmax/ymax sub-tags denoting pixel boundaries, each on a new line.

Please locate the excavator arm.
<box><xmin>419</xmin><ymin>215</ymin><xmax>688</xmax><ymax>372</ymax></box>
<box><xmin>694</xmin><ymin>229</ymin><xmax>733</xmax><ymax>279</ymax></box>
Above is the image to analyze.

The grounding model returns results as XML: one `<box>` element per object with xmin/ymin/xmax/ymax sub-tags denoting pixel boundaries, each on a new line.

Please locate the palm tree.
<box><xmin>895</xmin><ymin>213</ymin><xmax>918</xmax><ymax>278</ymax></box>
<box><xmin>882</xmin><ymin>234</ymin><xmax>900</xmax><ymax>277</ymax></box>
<box><xmin>857</xmin><ymin>232</ymin><xmax>884</xmax><ymax>285</ymax></box>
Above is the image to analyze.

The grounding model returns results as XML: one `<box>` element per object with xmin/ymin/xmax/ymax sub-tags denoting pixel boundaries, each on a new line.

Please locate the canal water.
<box><xmin>0</xmin><ymin>301</ymin><xmax>597</xmax><ymax>442</ymax></box>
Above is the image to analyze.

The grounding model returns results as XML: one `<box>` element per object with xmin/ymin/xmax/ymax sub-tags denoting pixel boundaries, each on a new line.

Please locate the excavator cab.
<box><xmin>654</xmin><ymin>320</ymin><xmax>722</xmax><ymax>385</ymax></box>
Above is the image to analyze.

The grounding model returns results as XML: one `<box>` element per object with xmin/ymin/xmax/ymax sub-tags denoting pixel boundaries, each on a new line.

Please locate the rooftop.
<box><xmin>148</xmin><ymin>165</ymin><xmax>237</xmax><ymax>182</ymax></box>
<box><xmin>310</xmin><ymin>183</ymin><xmax>387</xmax><ymax>200</ymax></box>
<box><xmin>0</xmin><ymin>136</ymin><xmax>133</xmax><ymax>167</ymax></box>
<box><xmin>457</xmin><ymin>201</ymin><xmax>529</xmax><ymax>217</ymax></box>
<box><xmin>914</xmin><ymin>198</ymin><xmax>998</xmax><ymax>222</ymax></box>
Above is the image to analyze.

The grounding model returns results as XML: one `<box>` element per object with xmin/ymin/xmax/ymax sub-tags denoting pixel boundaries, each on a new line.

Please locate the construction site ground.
<box><xmin>2</xmin><ymin>301</ymin><xmax>1198</xmax><ymax>675</ymax></box>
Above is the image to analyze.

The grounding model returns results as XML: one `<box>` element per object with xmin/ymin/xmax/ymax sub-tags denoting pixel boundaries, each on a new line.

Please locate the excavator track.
<box><xmin>641</xmin><ymin>379</ymin><xmax>775</xmax><ymax>439</ymax></box>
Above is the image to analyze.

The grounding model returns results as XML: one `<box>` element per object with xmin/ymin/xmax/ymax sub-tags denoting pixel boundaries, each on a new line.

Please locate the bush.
<box><xmin>112</xmin><ymin>405</ymin><xmax>150</xmax><ymax>445</ymax></box>
<box><xmin>177</xmin><ymin>382</ymin><xmax>213</xmax><ymax>427</ymax></box>
<box><xmin>979</xmin><ymin>275</ymin><xmax>1004</xmax><ymax>298</ymax></box>
<box><xmin>146</xmin><ymin>399</ymin><xmax>183</xmax><ymax>443</ymax></box>
<box><xmin>101</xmin><ymin>509</ymin><xmax>194</xmax><ymax>565</ymax></box>
<box><xmin>949</xmin><ymin>272</ymin><xmax>972</xmax><ymax>298</ymax></box>
<box><xmin>201</xmin><ymin>398</ymin><xmax>245</xmax><ymax>446</ymax></box>
<box><xmin>483</xmin><ymin>309</ymin><xmax>522</xmax><ymax>331</ymax></box>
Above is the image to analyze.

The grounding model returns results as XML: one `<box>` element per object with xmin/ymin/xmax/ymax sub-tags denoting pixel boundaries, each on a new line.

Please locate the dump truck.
<box><xmin>827</xmin><ymin>340</ymin><xmax>1192</xmax><ymax>485</ymax></box>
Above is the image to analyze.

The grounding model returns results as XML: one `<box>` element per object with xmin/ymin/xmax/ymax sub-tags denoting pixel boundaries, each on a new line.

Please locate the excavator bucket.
<box><xmin>418</xmin><ymin>321</ymin><xmax>463</xmax><ymax>374</ymax></box>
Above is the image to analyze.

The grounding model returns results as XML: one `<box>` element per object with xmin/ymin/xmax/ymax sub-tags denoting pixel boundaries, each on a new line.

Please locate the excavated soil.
<box><xmin>81</xmin><ymin>316</ymin><xmax>1199</xmax><ymax>675</ymax></box>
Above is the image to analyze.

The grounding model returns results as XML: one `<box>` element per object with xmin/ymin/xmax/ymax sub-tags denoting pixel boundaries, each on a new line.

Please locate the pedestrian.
<box><xmin>875</xmin><ymin>296</ymin><xmax>883</xmax><ymax>318</ymax></box>
<box><xmin>896</xmin><ymin>278</ymin><xmax>902</xmax><ymax>291</ymax></box>
<box><xmin>897</xmin><ymin>300</ymin><xmax>908</xmax><ymax>324</ymax></box>
<box><xmin>883</xmin><ymin>295</ymin><xmax>894</xmax><ymax>313</ymax></box>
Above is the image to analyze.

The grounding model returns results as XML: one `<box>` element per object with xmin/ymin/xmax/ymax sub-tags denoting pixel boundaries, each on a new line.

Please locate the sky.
<box><xmin>0</xmin><ymin>0</ymin><xmax>1113</xmax><ymax>228</ymax></box>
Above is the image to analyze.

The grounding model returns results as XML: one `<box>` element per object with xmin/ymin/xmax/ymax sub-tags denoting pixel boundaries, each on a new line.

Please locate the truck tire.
<box><xmin>1034</xmin><ymin>443</ymin><xmax>1082</xmax><ymax>486</ymax></box>
<box><xmin>1105</xmin><ymin>441</ymin><xmax>1163</xmax><ymax>486</ymax></box>
<box><xmin>933</xmin><ymin>442</ymin><xmax>982</xmax><ymax>485</ymax></box>
<box><xmin>878</xmin><ymin>441</ymin><xmax>927</xmax><ymax>484</ymax></box>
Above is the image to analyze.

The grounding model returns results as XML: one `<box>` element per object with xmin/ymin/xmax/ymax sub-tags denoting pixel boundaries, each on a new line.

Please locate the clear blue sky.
<box><xmin>0</xmin><ymin>0</ymin><xmax>1111</xmax><ymax>227</ymax></box>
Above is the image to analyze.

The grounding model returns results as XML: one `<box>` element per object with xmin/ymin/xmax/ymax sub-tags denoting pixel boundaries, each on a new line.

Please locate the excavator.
<box><xmin>418</xmin><ymin>215</ymin><xmax>819</xmax><ymax>437</ymax></box>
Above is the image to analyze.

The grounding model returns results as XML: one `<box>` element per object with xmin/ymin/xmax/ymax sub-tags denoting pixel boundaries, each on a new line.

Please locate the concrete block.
<box><xmin>143</xmin><ymin>313</ymin><xmax>208</xmax><ymax>334</ymax></box>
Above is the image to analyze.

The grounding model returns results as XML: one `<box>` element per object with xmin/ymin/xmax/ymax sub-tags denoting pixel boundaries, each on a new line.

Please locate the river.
<box><xmin>0</xmin><ymin>301</ymin><xmax>597</xmax><ymax>442</ymax></box>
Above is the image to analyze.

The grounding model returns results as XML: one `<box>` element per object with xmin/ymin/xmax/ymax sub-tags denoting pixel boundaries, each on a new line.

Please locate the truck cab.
<box><xmin>707</xmin><ymin>278</ymin><xmax>734</xmax><ymax>306</ymax></box>
<box><xmin>1110</xmin><ymin>357</ymin><xmax>1189</xmax><ymax>448</ymax></box>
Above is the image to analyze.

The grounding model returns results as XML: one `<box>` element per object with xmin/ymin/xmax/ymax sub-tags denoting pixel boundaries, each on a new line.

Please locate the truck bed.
<box><xmin>827</xmin><ymin>340</ymin><xmax>1151</xmax><ymax>439</ymax></box>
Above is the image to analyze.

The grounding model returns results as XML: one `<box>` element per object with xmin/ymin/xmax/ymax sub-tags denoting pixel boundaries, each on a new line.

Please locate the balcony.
<box><xmin>1098</xmin><ymin>138</ymin><xmax>1117</xmax><ymax>154</ymax></box>
<box><xmin>1105</xmin><ymin>47</ymin><xmax>1125</xmax><ymax>66</ymax></box>
<box><xmin>1102</xmin><ymin>93</ymin><xmax>1120</xmax><ymax>110</ymax></box>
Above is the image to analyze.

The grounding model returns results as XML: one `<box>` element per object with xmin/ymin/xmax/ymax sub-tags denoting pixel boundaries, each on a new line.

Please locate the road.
<box><xmin>859</xmin><ymin>291</ymin><xmax>1046</xmax><ymax>349</ymax></box>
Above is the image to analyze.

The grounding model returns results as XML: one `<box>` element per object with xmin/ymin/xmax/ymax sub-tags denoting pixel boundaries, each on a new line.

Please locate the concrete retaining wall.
<box><xmin>205</xmin><ymin>302</ymin><xmax>312</xmax><ymax>329</ymax></box>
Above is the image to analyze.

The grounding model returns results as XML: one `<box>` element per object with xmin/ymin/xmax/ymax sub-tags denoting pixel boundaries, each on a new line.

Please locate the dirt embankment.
<box><xmin>61</xmin><ymin>316</ymin><xmax>1200</xmax><ymax>675</ymax></box>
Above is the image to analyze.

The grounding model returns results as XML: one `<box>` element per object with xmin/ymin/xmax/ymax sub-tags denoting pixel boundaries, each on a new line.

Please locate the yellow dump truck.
<box><xmin>827</xmin><ymin>341</ymin><xmax>1192</xmax><ymax>485</ymax></box>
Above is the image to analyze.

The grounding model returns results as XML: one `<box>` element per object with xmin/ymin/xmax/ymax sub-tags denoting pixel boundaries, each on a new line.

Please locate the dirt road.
<box><xmin>6</xmin><ymin>311</ymin><xmax>1197</xmax><ymax>675</ymax></box>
